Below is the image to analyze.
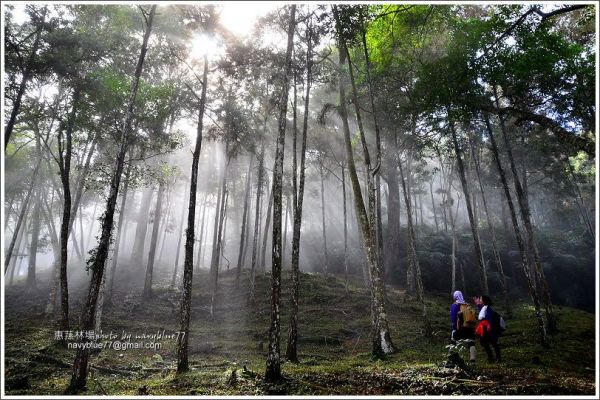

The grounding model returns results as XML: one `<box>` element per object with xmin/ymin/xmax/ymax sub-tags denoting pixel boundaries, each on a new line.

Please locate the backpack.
<box><xmin>491</xmin><ymin>310</ymin><xmax>506</xmax><ymax>335</ymax></box>
<box><xmin>460</xmin><ymin>304</ymin><xmax>477</xmax><ymax>328</ymax></box>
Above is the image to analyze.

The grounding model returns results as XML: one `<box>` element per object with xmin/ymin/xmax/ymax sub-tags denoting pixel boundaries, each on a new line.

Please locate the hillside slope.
<box><xmin>4</xmin><ymin>266</ymin><xmax>596</xmax><ymax>395</ymax></box>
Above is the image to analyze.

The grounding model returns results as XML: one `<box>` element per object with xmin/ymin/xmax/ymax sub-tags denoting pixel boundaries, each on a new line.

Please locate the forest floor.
<box><xmin>3</xmin><ymin>264</ymin><xmax>597</xmax><ymax>396</ymax></box>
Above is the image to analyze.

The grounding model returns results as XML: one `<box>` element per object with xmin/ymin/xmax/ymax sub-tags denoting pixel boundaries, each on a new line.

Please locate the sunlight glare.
<box><xmin>218</xmin><ymin>3</ymin><xmax>278</xmax><ymax>37</ymax></box>
<box><xmin>189</xmin><ymin>33</ymin><xmax>224</xmax><ymax>61</ymax></box>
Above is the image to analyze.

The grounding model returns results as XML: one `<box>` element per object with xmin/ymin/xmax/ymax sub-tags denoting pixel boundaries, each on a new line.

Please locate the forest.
<box><xmin>2</xmin><ymin>2</ymin><xmax>597</xmax><ymax>397</ymax></box>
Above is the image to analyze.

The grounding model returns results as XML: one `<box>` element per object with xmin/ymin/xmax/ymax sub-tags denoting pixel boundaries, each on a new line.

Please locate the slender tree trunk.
<box><xmin>450</xmin><ymin>195</ymin><xmax>461</xmax><ymax>293</ymax></box>
<box><xmin>448</xmin><ymin>119</ymin><xmax>489</xmax><ymax>295</ymax></box>
<box><xmin>175</xmin><ymin>52</ymin><xmax>208</xmax><ymax>373</ymax></box>
<box><xmin>361</xmin><ymin>25</ymin><xmax>385</xmax><ymax>272</ymax></box>
<box><xmin>8</xmin><ymin>212</ymin><xmax>27</xmax><ymax>285</ymax></box>
<box><xmin>67</xmin><ymin>7</ymin><xmax>156</xmax><ymax>392</ymax></box>
<box><xmin>384</xmin><ymin>139</ymin><xmax>401</xmax><ymax>281</ymax></box>
<box><xmin>282</xmin><ymin>194</ymin><xmax>290</xmax><ymax>263</ymax></box>
<box><xmin>260</xmin><ymin>181</ymin><xmax>273</xmax><ymax>273</ymax></box>
<box><xmin>157</xmin><ymin>189</ymin><xmax>172</xmax><ymax>266</ymax></box>
<box><xmin>319</xmin><ymin>162</ymin><xmax>329</xmax><ymax>275</ymax></box>
<box><xmin>345</xmin><ymin>31</ymin><xmax>397</xmax><ymax>355</ymax></box>
<box><xmin>107</xmin><ymin>154</ymin><xmax>132</xmax><ymax>302</ymax></box>
<box><xmin>429</xmin><ymin>180</ymin><xmax>439</xmax><ymax>233</ymax></box>
<box><xmin>492</xmin><ymin>95</ymin><xmax>556</xmax><ymax>332</ymax></box>
<box><xmin>265</xmin><ymin>5</ymin><xmax>295</xmax><ymax>383</ymax></box>
<box><xmin>236</xmin><ymin>155</ymin><xmax>254</xmax><ymax>287</ymax></box>
<box><xmin>342</xmin><ymin>164</ymin><xmax>349</xmax><ymax>291</ymax></box>
<box><xmin>249</xmin><ymin>138</ymin><xmax>266</xmax><ymax>303</ymax></box>
<box><xmin>68</xmin><ymin>135</ymin><xmax>98</xmax><ymax>239</ymax></box>
<box><xmin>131</xmin><ymin>188</ymin><xmax>154</xmax><ymax>263</ymax></box>
<box><xmin>84</xmin><ymin>201</ymin><xmax>98</xmax><ymax>254</ymax></box>
<box><xmin>484</xmin><ymin>112</ymin><xmax>548</xmax><ymax>347</ymax></box>
<box><xmin>57</xmin><ymin>88</ymin><xmax>81</xmax><ymax>332</ymax></box>
<box><xmin>210</xmin><ymin>155</ymin><xmax>230</xmax><ymax>317</ymax></box>
<box><xmin>334</xmin><ymin>7</ymin><xmax>396</xmax><ymax>358</ymax></box>
<box><xmin>469</xmin><ymin>131</ymin><xmax>510</xmax><ymax>315</ymax></box>
<box><xmin>171</xmin><ymin>180</ymin><xmax>189</xmax><ymax>289</ymax></box>
<box><xmin>404</xmin><ymin>156</ymin><xmax>416</xmax><ymax>296</ymax></box>
<box><xmin>26</xmin><ymin>188</ymin><xmax>41</xmax><ymax>289</ymax></box>
<box><xmin>241</xmin><ymin>186</ymin><xmax>253</xmax><ymax>270</ymax></box>
<box><xmin>195</xmin><ymin>194</ymin><xmax>208</xmax><ymax>271</ymax></box>
<box><xmin>394</xmin><ymin>131</ymin><xmax>430</xmax><ymax>335</ymax></box>
<box><xmin>43</xmin><ymin>191</ymin><xmax>61</xmax><ymax>315</ymax></box>
<box><xmin>5</xmin><ymin>161</ymin><xmax>40</xmax><ymax>273</ymax></box>
<box><xmin>11</xmin><ymin>231</ymin><xmax>30</xmax><ymax>284</ymax></box>
<box><xmin>567</xmin><ymin>170</ymin><xmax>595</xmax><ymax>242</ymax></box>
<box><xmin>286</xmin><ymin>28</ymin><xmax>312</xmax><ymax>362</ymax></box>
<box><xmin>76</xmin><ymin>205</ymin><xmax>84</xmax><ymax>261</ymax></box>
<box><xmin>143</xmin><ymin>182</ymin><xmax>166</xmax><ymax>298</ymax></box>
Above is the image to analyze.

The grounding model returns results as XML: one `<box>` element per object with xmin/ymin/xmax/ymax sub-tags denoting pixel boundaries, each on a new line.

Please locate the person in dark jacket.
<box><xmin>450</xmin><ymin>290</ymin><xmax>477</xmax><ymax>362</ymax></box>
<box><xmin>475</xmin><ymin>295</ymin><xmax>501</xmax><ymax>362</ymax></box>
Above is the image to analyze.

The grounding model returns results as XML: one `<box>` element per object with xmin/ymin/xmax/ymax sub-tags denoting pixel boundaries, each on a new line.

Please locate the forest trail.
<box><xmin>4</xmin><ymin>264</ymin><xmax>596</xmax><ymax>396</ymax></box>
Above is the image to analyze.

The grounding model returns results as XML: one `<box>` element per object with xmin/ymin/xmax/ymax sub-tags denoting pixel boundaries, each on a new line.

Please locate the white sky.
<box><xmin>217</xmin><ymin>2</ymin><xmax>279</xmax><ymax>37</ymax></box>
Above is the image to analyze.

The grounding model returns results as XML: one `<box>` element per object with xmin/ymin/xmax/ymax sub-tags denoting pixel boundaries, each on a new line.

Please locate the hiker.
<box><xmin>450</xmin><ymin>290</ymin><xmax>477</xmax><ymax>362</ymax></box>
<box><xmin>474</xmin><ymin>295</ymin><xmax>502</xmax><ymax>363</ymax></box>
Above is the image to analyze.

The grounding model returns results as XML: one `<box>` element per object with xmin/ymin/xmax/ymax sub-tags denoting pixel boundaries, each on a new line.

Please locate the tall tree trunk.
<box><xmin>361</xmin><ymin>24</ymin><xmax>384</xmax><ymax>271</ymax></box>
<box><xmin>84</xmin><ymin>201</ymin><xmax>98</xmax><ymax>254</ymax></box>
<box><xmin>68</xmin><ymin>135</ymin><xmax>98</xmax><ymax>239</ymax></box>
<box><xmin>448</xmin><ymin>119</ymin><xmax>489</xmax><ymax>295</ymax></box>
<box><xmin>210</xmin><ymin>154</ymin><xmax>230</xmax><ymax>317</ymax></box>
<box><xmin>76</xmin><ymin>205</ymin><xmax>85</xmax><ymax>261</ymax></box>
<box><xmin>171</xmin><ymin>180</ymin><xmax>189</xmax><ymax>289</ymax></box>
<box><xmin>566</xmin><ymin>170</ymin><xmax>595</xmax><ymax>242</ymax></box>
<box><xmin>384</xmin><ymin>139</ymin><xmax>401</xmax><ymax>280</ymax></box>
<box><xmin>345</xmin><ymin>29</ymin><xmax>397</xmax><ymax>356</ymax></box>
<box><xmin>286</xmin><ymin>26</ymin><xmax>312</xmax><ymax>362</ymax></box>
<box><xmin>264</xmin><ymin>4</ymin><xmax>295</xmax><ymax>383</ymax></box>
<box><xmin>57</xmin><ymin>88</ymin><xmax>81</xmax><ymax>332</ymax></box>
<box><xmin>249</xmin><ymin>139</ymin><xmax>266</xmax><ymax>303</ymax></box>
<box><xmin>282</xmin><ymin>194</ymin><xmax>290</xmax><ymax>263</ymax></box>
<box><xmin>11</xmin><ymin>231</ymin><xmax>30</xmax><ymax>284</ymax></box>
<box><xmin>450</xmin><ymin>195</ymin><xmax>461</xmax><ymax>293</ymax></box>
<box><xmin>43</xmin><ymin>190</ymin><xmax>61</xmax><ymax>315</ymax></box>
<box><xmin>484</xmin><ymin>112</ymin><xmax>548</xmax><ymax>347</ymax></box>
<box><xmin>260</xmin><ymin>180</ymin><xmax>273</xmax><ymax>273</ymax></box>
<box><xmin>404</xmin><ymin>158</ymin><xmax>416</xmax><ymax>296</ymax></box>
<box><xmin>107</xmin><ymin>154</ymin><xmax>133</xmax><ymax>302</ymax></box>
<box><xmin>7</xmin><ymin>212</ymin><xmax>27</xmax><ymax>285</ymax></box>
<box><xmin>130</xmin><ymin>188</ymin><xmax>154</xmax><ymax>263</ymax></box>
<box><xmin>334</xmin><ymin>6</ymin><xmax>395</xmax><ymax>358</ymax></box>
<box><xmin>26</xmin><ymin>188</ymin><xmax>41</xmax><ymax>289</ymax></box>
<box><xmin>5</xmin><ymin>161</ymin><xmax>40</xmax><ymax>273</ymax></box>
<box><xmin>67</xmin><ymin>7</ymin><xmax>156</xmax><ymax>392</ymax></box>
<box><xmin>468</xmin><ymin>131</ymin><xmax>510</xmax><ymax>315</ymax></box>
<box><xmin>157</xmin><ymin>189</ymin><xmax>172</xmax><ymax>266</ymax></box>
<box><xmin>429</xmin><ymin>179</ymin><xmax>439</xmax><ymax>233</ymax></box>
<box><xmin>143</xmin><ymin>181</ymin><xmax>166</xmax><ymax>298</ymax></box>
<box><xmin>492</xmin><ymin>92</ymin><xmax>556</xmax><ymax>333</ymax></box>
<box><xmin>236</xmin><ymin>155</ymin><xmax>254</xmax><ymax>287</ymax></box>
<box><xmin>342</xmin><ymin>164</ymin><xmax>349</xmax><ymax>291</ymax></box>
<box><xmin>319</xmin><ymin>162</ymin><xmax>329</xmax><ymax>275</ymax></box>
<box><xmin>175</xmin><ymin>52</ymin><xmax>208</xmax><ymax>374</ymax></box>
<box><xmin>394</xmin><ymin>131</ymin><xmax>430</xmax><ymax>335</ymax></box>
<box><xmin>195</xmin><ymin>194</ymin><xmax>208</xmax><ymax>271</ymax></box>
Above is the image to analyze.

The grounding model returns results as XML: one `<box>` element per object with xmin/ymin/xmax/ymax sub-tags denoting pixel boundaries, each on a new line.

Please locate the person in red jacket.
<box><xmin>475</xmin><ymin>295</ymin><xmax>502</xmax><ymax>363</ymax></box>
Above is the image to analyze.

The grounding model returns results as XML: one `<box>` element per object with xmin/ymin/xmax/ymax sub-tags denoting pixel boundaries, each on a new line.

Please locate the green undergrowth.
<box><xmin>4</xmin><ymin>266</ymin><xmax>596</xmax><ymax>395</ymax></box>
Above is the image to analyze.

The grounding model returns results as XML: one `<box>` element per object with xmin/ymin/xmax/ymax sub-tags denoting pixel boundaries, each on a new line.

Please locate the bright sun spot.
<box><xmin>189</xmin><ymin>33</ymin><xmax>224</xmax><ymax>61</ymax></box>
